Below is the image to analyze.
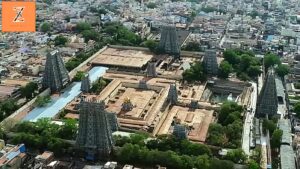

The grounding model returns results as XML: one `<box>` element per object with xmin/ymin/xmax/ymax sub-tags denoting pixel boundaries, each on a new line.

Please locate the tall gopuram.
<box><xmin>203</xmin><ymin>49</ymin><xmax>218</xmax><ymax>76</ymax></box>
<box><xmin>76</xmin><ymin>99</ymin><xmax>115</xmax><ymax>160</ymax></box>
<box><xmin>159</xmin><ymin>25</ymin><xmax>180</xmax><ymax>58</ymax></box>
<box><xmin>167</xmin><ymin>84</ymin><xmax>178</xmax><ymax>105</ymax></box>
<box><xmin>42</xmin><ymin>50</ymin><xmax>70</xmax><ymax>92</ymax></box>
<box><xmin>81</xmin><ymin>74</ymin><xmax>91</xmax><ymax>93</ymax></box>
<box><xmin>146</xmin><ymin>61</ymin><xmax>157</xmax><ymax>77</ymax></box>
<box><xmin>256</xmin><ymin>68</ymin><xmax>278</xmax><ymax>117</ymax></box>
<box><xmin>173</xmin><ymin>124</ymin><xmax>188</xmax><ymax>140</ymax></box>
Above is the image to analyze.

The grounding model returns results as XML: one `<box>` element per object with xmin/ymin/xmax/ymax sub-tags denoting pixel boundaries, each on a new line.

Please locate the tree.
<box><xmin>262</xmin><ymin>118</ymin><xmax>277</xmax><ymax>134</ymax></box>
<box><xmin>294</xmin><ymin>102</ymin><xmax>300</xmax><ymax>118</ymax></box>
<box><xmin>147</xmin><ymin>2</ymin><xmax>157</xmax><ymax>9</ymax></box>
<box><xmin>1</xmin><ymin>118</ymin><xmax>17</xmax><ymax>133</ymax></box>
<box><xmin>20</xmin><ymin>82</ymin><xmax>38</xmax><ymax>100</ymax></box>
<box><xmin>81</xmin><ymin>30</ymin><xmax>98</xmax><ymax>42</ymax></box>
<box><xmin>35</xmin><ymin>96</ymin><xmax>51</xmax><ymax>107</ymax></box>
<box><xmin>238</xmin><ymin>72</ymin><xmax>250</xmax><ymax>81</ymax></box>
<box><xmin>182</xmin><ymin>62</ymin><xmax>206</xmax><ymax>82</ymax></box>
<box><xmin>240</xmin><ymin>54</ymin><xmax>253</xmax><ymax>71</ymax></box>
<box><xmin>76</xmin><ymin>22</ymin><xmax>91</xmax><ymax>32</ymax></box>
<box><xmin>275</xmin><ymin>64</ymin><xmax>290</xmax><ymax>77</ymax></box>
<box><xmin>144</xmin><ymin>40</ymin><xmax>159</xmax><ymax>52</ymax></box>
<box><xmin>223</xmin><ymin>49</ymin><xmax>240</xmax><ymax>65</ymax></box>
<box><xmin>98</xmin><ymin>8</ymin><xmax>107</xmax><ymax>15</ymax></box>
<box><xmin>73</xmin><ymin>71</ymin><xmax>85</xmax><ymax>81</ymax></box>
<box><xmin>0</xmin><ymin>99</ymin><xmax>19</xmax><ymax>117</ymax></box>
<box><xmin>249</xmin><ymin>10</ymin><xmax>260</xmax><ymax>19</ymax></box>
<box><xmin>207</xmin><ymin>123</ymin><xmax>227</xmax><ymax>146</ymax></box>
<box><xmin>57</xmin><ymin>119</ymin><xmax>78</xmax><ymax>140</ymax></box>
<box><xmin>180</xmin><ymin>139</ymin><xmax>212</xmax><ymax>156</ymax></box>
<box><xmin>264</xmin><ymin>53</ymin><xmax>281</xmax><ymax>70</ymax></box>
<box><xmin>209</xmin><ymin>159</ymin><xmax>234</xmax><ymax>169</ymax></box>
<box><xmin>102</xmin><ymin>22</ymin><xmax>142</xmax><ymax>46</ymax></box>
<box><xmin>103</xmin><ymin>25</ymin><xmax>118</xmax><ymax>36</ymax></box>
<box><xmin>294</xmin><ymin>83</ymin><xmax>300</xmax><ymax>89</ymax></box>
<box><xmin>40</xmin><ymin>22</ymin><xmax>51</xmax><ymax>32</ymax></box>
<box><xmin>225</xmin><ymin>121</ymin><xmax>243</xmax><ymax>147</ymax></box>
<box><xmin>218</xmin><ymin>101</ymin><xmax>243</xmax><ymax>125</ymax></box>
<box><xmin>47</xmin><ymin>137</ymin><xmax>70</xmax><ymax>155</ymax></box>
<box><xmin>90</xmin><ymin>7</ymin><xmax>98</xmax><ymax>13</ymax></box>
<box><xmin>222</xmin><ymin>49</ymin><xmax>261</xmax><ymax>81</ymax></box>
<box><xmin>250</xmin><ymin>147</ymin><xmax>262</xmax><ymax>164</ymax></box>
<box><xmin>194</xmin><ymin>155</ymin><xmax>210</xmax><ymax>169</ymax></box>
<box><xmin>248</xmin><ymin>160</ymin><xmax>260</xmax><ymax>169</ymax></box>
<box><xmin>270</xmin><ymin>129</ymin><xmax>283</xmax><ymax>149</ymax></box>
<box><xmin>224</xmin><ymin>149</ymin><xmax>247</xmax><ymax>164</ymax></box>
<box><xmin>201</xmin><ymin>7</ymin><xmax>224</xmax><ymax>13</ymax></box>
<box><xmin>65</xmin><ymin>16</ymin><xmax>70</xmax><ymax>22</ymax></box>
<box><xmin>65</xmin><ymin>60</ymin><xmax>79</xmax><ymax>71</ymax></box>
<box><xmin>218</xmin><ymin>61</ymin><xmax>233</xmax><ymax>78</ymax></box>
<box><xmin>91</xmin><ymin>78</ymin><xmax>107</xmax><ymax>94</ymax></box>
<box><xmin>183</xmin><ymin>42</ymin><xmax>202</xmax><ymax>52</ymax></box>
<box><xmin>54</xmin><ymin>35</ymin><xmax>68</xmax><ymax>46</ymax></box>
<box><xmin>116</xmin><ymin>143</ymin><xmax>212</xmax><ymax>169</ymax></box>
<box><xmin>247</xmin><ymin>65</ymin><xmax>262</xmax><ymax>78</ymax></box>
<box><xmin>206</xmin><ymin>101</ymin><xmax>244</xmax><ymax>148</ymax></box>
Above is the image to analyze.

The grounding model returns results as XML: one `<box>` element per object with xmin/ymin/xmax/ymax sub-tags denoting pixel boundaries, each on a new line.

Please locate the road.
<box><xmin>241</xmin><ymin>82</ymin><xmax>257</xmax><ymax>155</ymax></box>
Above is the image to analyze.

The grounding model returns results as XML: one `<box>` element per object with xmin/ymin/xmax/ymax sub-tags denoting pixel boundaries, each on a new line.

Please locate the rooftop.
<box><xmin>91</xmin><ymin>47</ymin><xmax>153</xmax><ymax>68</ymax></box>
<box><xmin>278</xmin><ymin>119</ymin><xmax>292</xmax><ymax>145</ymax></box>
<box><xmin>158</xmin><ymin>106</ymin><xmax>214</xmax><ymax>142</ymax></box>
<box><xmin>280</xmin><ymin>145</ymin><xmax>296</xmax><ymax>169</ymax></box>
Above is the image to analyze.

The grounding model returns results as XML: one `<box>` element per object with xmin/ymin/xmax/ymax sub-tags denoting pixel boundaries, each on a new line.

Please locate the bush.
<box><xmin>20</xmin><ymin>82</ymin><xmax>38</xmax><ymax>100</ymax></box>
<box><xmin>182</xmin><ymin>42</ymin><xmax>202</xmax><ymax>52</ymax></box>
<box><xmin>40</xmin><ymin>22</ymin><xmax>51</xmax><ymax>32</ymax></box>
<box><xmin>91</xmin><ymin>78</ymin><xmax>107</xmax><ymax>94</ymax></box>
<box><xmin>294</xmin><ymin>83</ymin><xmax>300</xmax><ymax>89</ymax></box>
<box><xmin>54</xmin><ymin>35</ymin><xmax>68</xmax><ymax>46</ymax></box>
<box><xmin>224</xmin><ymin>149</ymin><xmax>247</xmax><ymax>164</ymax></box>
<box><xmin>270</xmin><ymin>129</ymin><xmax>283</xmax><ymax>149</ymax></box>
<box><xmin>264</xmin><ymin>53</ymin><xmax>281</xmax><ymax>70</ymax></box>
<box><xmin>218</xmin><ymin>61</ymin><xmax>233</xmax><ymax>78</ymax></box>
<box><xmin>75</xmin><ymin>22</ymin><xmax>91</xmax><ymax>32</ymax></box>
<box><xmin>73</xmin><ymin>71</ymin><xmax>85</xmax><ymax>81</ymax></box>
<box><xmin>144</xmin><ymin>40</ymin><xmax>159</xmax><ymax>53</ymax></box>
<box><xmin>147</xmin><ymin>2</ymin><xmax>157</xmax><ymax>9</ymax></box>
<box><xmin>275</xmin><ymin>64</ymin><xmax>290</xmax><ymax>77</ymax></box>
<box><xmin>182</xmin><ymin>61</ymin><xmax>207</xmax><ymax>82</ymax></box>
<box><xmin>35</xmin><ymin>96</ymin><xmax>51</xmax><ymax>107</ymax></box>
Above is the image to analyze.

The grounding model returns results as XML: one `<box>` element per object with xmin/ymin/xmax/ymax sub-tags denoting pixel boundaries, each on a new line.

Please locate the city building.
<box><xmin>294</xmin><ymin>62</ymin><xmax>300</xmax><ymax>79</ymax></box>
<box><xmin>0</xmin><ymin>143</ymin><xmax>26</xmax><ymax>169</ymax></box>
<box><xmin>35</xmin><ymin>151</ymin><xmax>54</xmax><ymax>167</ymax></box>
